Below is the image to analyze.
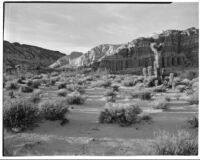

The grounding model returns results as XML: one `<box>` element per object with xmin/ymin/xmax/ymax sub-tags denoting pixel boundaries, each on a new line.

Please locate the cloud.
<box><xmin>4</xmin><ymin>2</ymin><xmax>199</xmax><ymax>54</ymax></box>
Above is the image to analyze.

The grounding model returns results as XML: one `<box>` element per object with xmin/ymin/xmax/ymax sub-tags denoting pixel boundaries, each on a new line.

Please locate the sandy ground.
<box><xmin>3</xmin><ymin>82</ymin><xmax>198</xmax><ymax>156</ymax></box>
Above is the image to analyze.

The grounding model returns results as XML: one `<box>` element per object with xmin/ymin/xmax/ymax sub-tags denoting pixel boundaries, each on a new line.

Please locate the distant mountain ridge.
<box><xmin>3</xmin><ymin>40</ymin><xmax>65</xmax><ymax>71</ymax></box>
<box><xmin>49</xmin><ymin>27</ymin><xmax>199</xmax><ymax>70</ymax></box>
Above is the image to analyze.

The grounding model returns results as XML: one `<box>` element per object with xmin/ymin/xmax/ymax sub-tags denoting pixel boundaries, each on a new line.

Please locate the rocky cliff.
<box><xmin>3</xmin><ymin>41</ymin><xmax>65</xmax><ymax>71</ymax></box>
<box><xmin>51</xmin><ymin>27</ymin><xmax>198</xmax><ymax>72</ymax></box>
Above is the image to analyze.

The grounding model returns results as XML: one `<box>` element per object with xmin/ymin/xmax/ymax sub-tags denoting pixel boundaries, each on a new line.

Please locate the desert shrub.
<box><xmin>147</xmin><ymin>130</ymin><xmax>198</xmax><ymax>155</ymax></box>
<box><xmin>99</xmin><ymin>103</ymin><xmax>142</xmax><ymax>126</ymax></box>
<box><xmin>27</xmin><ymin>79</ymin><xmax>33</xmax><ymax>87</ymax></box>
<box><xmin>32</xmin><ymin>80</ymin><xmax>41</xmax><ymax>88</ymax></box>
<box><xmin>41</xmin><ymin>100</ymin><xmax>69</xmax><ymax>125</ymax></box>
<box><xmin>104</xmin><ymin>90</ymin><xmax>117</xmax><ymax>97</ymax></box>
<box><xmin>153</xmin><ymin>86</ymin><xmax>167</xmax><ymax>93</ymax></box>
<box><xmin>187</xmin><ymin>91</ymin><xmax>198</xmax><ymax>105</ymax></box>
<box><xmin>76</xmin><ymin>85</ymin><xmax>86</xmax><ymax>94</ymax></box>
<box><xmin>144</xmin><ymin>77</ymin><xmax>157</xmax><ymax>87</ymax></box>
<box><xmin>153</xmin><ymin>99</ymin><xmax>168</xmax><ymax>110</ymax></box>
<box><xmin>29</xmin><ymin>90</ymin><xmax>42</xmax><ymax>103</ymax></box>
<box><xmin>164</xmin><ymin>96</ymin><xmax>171</xmax><ymax>102</ymax></box>
<box><xmin>112</xmin><ymin>85</ymin><xmax>120</xmax><ymax>92</ymax></box>
<box><xmin>49</xmin><ymin>78</ymin><xmax>57</xmax><ymax>86</ymax></box>
<box><xmin>51</xmin><ymin>72</ymin><xmax>59</xmax><ymax>77</ymax></box>
<box><xmin>140</xmin><ymin>114</ymin><xmax>152</xmax><ymax>122</ymax></box>
<box><xmin>94</xmin><ymin>80</ymin><xmax>111</xmax><ymax>88</ymax></box>
<box><xmin>58</xmin><ymin>82</ymin><xmax>66</xmax><ymax>89</ymax></box>
<box><xmin>131</xmin><ymin>91</ymin><xmax>151</xmax><ymax>100</ymax></box>
<box><xmin>187</xmin><ymin>115</ymin><xmax>198</xmax><ymax>128</ymax></box>
<box><xmin>6</xmin><ymin>81</ymin><xmax>19</xmax><ymax>90</ymax></box>
<box><xmin>20</xmin><ymin>86</ymin><xmax>33</xmax><ymax>93</ymax></box>
<box><xmin>122</xmin><ymin>79</ymin><xmax>135</xmax><ymax>87</ymax></box>
<box><xmin>57</xmin><ymin>89</ymin><xmax>68</xmax><ymax>97</ymax></box>
<box><xmin>3</xmin><ymin>99</ymin><xmax>40</xmax><ymax>132</ymax></box>
<box><xmin>8</xmin><ymin>91</ymin><xmax>15</xmax><ymax>99</ymax></box>
<box><xmin>106</xmin><ymin>96</ymin><xmax>116</xmax><ymax>103</ymax></box>
<box><xmin>66</xmin><ymin>91</ymin><xmax>86</xmax><ymax>105</ymax></box>
<box><xmin>17</xmin><ymin>77</ymin><xmax>26</xmax><ymax>84</ymax></box>
<box><xmin>176</xmin><ymin>85</ymin><xmax>186</xmax><ymax>93</ymax></box>
<box><xmin>66</xmin><ymin>84</ymin><xmax>85</xmax><ymax>94</ymax></box>
<box><xmin>32</xmin><ymin>75</ymin><xmax>43</xmax><ymax>79</ymax></box>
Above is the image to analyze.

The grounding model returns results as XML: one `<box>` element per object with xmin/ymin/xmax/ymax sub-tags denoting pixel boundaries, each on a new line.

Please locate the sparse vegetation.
<box><xmin>187</xmin><ymin>91</ymin><xmax>199</xmax><ymax>105</ymax></box>
<box><xmin>20</xmin><ymin>86</ymin><xmax>33</xmax><ymax>93</ymax></box>
<box><xmin>99</xmin><ymin>103</ymin><xmax>142</xmax><ymax>126</ymax></box>
<box><xmin>40</xmin><ymin>99</ymin><xmax>69</xmax><ymax>125</ymax></box>
<box><xmin>66</xmin><ymin>91</ymin><xmax>86</xmax><ymax>105</ymax></box>
<box><xmin>3</xmin><ymin>99</ymin><xmax>40</xmax><ymax>132</ymax></box>
<box><xmin>29</xmin><ymin>90</ymin><xmax>42</xmax><ymax>103</ymax></box>
<box><xmin>58</xmin><ymin>82</ymin><xmax>66</xmax><ymax>89</ymax></box>
<box><xmin>147</xmin><ymin>130</ymin><xmax>198</xmax><ymax>155</ymax></box>
<box><xmin>6</xmin><ymin>81</ymin><xmax>19</xmax><ymax>90</ymax></box>
<box><xmin>187</xmin><ymin>115</ymin><xmax>198</xmax><ymax>128</ymax></box>
<box><xmin>57</xmin><ymin>89</ymin><xmax>68</xmax><ymax>97</ymax></box>
<box><xmin>131</xmin><ymin>91</ymin><xmax>151</xmax><ymax>100</ymax></box>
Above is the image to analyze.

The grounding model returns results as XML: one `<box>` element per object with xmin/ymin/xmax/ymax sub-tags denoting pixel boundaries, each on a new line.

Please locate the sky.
<box><xmin>4</xmin><ymin>2</ymin><xmax>199</xmax><ymax>55</ymax></box>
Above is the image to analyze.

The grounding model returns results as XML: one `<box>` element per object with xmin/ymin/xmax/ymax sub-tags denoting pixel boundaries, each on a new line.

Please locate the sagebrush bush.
<box><xmin>57</xmin><ymin>89</ymin><xmax>68</xmax><ymax>97</ymax></box>
<box><xmin>131</xmin><ymin>91</ymin><xmax>151</xmax><ymax>100</ymax></box>
<box><xmin>153</xmin><ymin>99</ymin><xmax>168</xmax><ymax>110</ymax></box>
<box><xmin>176</xmin><ymin>85</ymin><xmax>186</xmax><ymax>93</ymax></box>
<box><xmin>187</xmin><ymin>91</ymin><xmax>198</xmax><ymax>105</ymax></box>
<box><xmin>104</xmin><ymin>89</ymin><xmax>117</xmax><ymax>97</ymax></box>
<box><xmin>99</xmin><ymin>103</ymin><xmax>142</xmax><ymax>126</ymax></box>
<box><xmin>153</xmin><ymin>86</ymin><xmax>167</xmax><ymax>93</ymax></box>
<box><xmin>94</xmin><ymin>80</ymin><xmax>111</xmax><ymax>88</ymax></box>
<box><xmin>27</xmin><ymin>79</ymin><xmax>33</xmax><ymax>87</ymax></box>
<box><xmin>3</xmin><ymin>99</ymin><xmax>40</xmax><ymax>132</ymax></box>
<box><xmin>8</xmin><ymin>91</ymin><xmax>15</xmax><ymax>99</ymax></box>
<box><xmin>29</xmin><ymin>90</ymin><xmax>42</xmax><ymax>103</ymax></box>
<box><xmin>147</xmin><ymin>130</ymin><xmax>198</xmax><ymax>155</ymax></box>
<box><xmin>187</xmin><ymin>115</ymin><xmax>198</xmax><ymax>128</ymax></box>
<box><xmin>32</xmin><ymin>80</ymin><xmax>41</xmax><ymax>88</ymax></box>
<box><xmin>112</xmin><ymin>85</ymin><xmax>120</xmax><ymax>92</ymax></box>
<box><xmin>41</xmin><ymin>100</ymin><xmax>69</xmax><ymax>124</ymax></box>
<box><xmin>6</xmin><ymin>81</ymin><xmax>19</xmax><ymax>90</ymax></box>
<box><xmin>20</xmin><ymin>86</ymin><xmax>33</xmax><ymax>93</ymax></box>
<box><xmin>66</xmin><ymin>91</ymin><xmax>86</xmax><ymax>105</ymax></box>
<box><xmin>122</xmin><ymin>79</ymin><xmax>135</xmax><ymax>87</ymax></box>
<box><xmin>58</xmin><ymin>83</ymin><xmax>66</xmax><ymax>89</ymax></box>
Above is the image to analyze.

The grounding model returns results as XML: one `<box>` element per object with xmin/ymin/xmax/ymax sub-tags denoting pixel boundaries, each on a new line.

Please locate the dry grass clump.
<box><xmin>57</xmin><ymin>89</ymin><xmax>68</xmax><ymax>97</ymax></box>
<box><xmin>147</xmin><ymin>130</ymin><xmax>198</xmax><ymax>155</ymax></box>
<box><xmin>176</xmin><ymin>85</ymin><xmax>187</xmax><ymax>93</ymax></box>
<box><xmin>122</xmin><ymin>79</ymin><xmax>135</xmax><ymax>87</ymax></box>
<box><xmin>131</xmin><ymin>90</ymin><xmax>151</xmax><ymax>100</ymax></box>
<box><xmin>58</xmin><ymin>82</ymin><xmax>67</xmax><ymax>89</ymax></box>
<box><xmin>66</xmin><ymin>91</ymin><xmax>86</xmax><ymax>105</ymax></box>
<box><xmin>153</xmin><ymin>86</ymin><xmax>167</xmax><ymax>93</ymax></box>
<box><xmin>20</xmin><ymin>86</ymin><xmax>34</xmax><ymax>93</ymax></box>
<box><xmin>29</xmin><ymin>90</ymin><xmax>42</xmax><ymax>103</ymax></box>
<box><xmin>40</xmin><ymin>99</ymin><xmax>69</xmax><ymax>125</ymax></box>
<box><xmin>187</xmin><ymin>91</ymin><xmax>198</xmax><ymax>105</ymax></box>
<box><xmin>99</xmin><ymin>103</ymin><xmax>142</xmax><ymax>126</ymax></box>
<box><xmin>6</xmin><ymin>81</ymin><xmax>19</xmax><ymax>90</ymax></box>
<box><xmin>31</xmin><ymin>79</ymin><xmax>41</xmax><ymax>88</ymax></box>
<box><xmin>93</xmin><ymin>80</ymin><xmax>112</xmax><ymax>88</ymax></box>
<box><xmin>152</xmin><ymin>98</ymin><xmax>169</xmax><ymax>110</ymax></box>
<box><xmin>187</xmin><ymin>115</ymin><xmax>198</xmax><ymax>128</ymax></box>
<box><xmin>3</xmin><ymin>99</ymin><xmax>40</xmax><ymax>132</ymax></box>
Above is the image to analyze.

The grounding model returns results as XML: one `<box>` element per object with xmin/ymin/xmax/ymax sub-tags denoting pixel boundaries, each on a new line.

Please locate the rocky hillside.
<box><xmin>50</xmin><ymin>27</ymin><xmax>198</xmax><ymax>71</ymax></box>
<box><xmin>3</xmin><ymin>41</ymin><xmax>65</xmax><ymax>71</ymax></box>
<box><xmin>49</xmin><ymin>51</ymin><xmax>83</xmax><ymax>68</ymax></box>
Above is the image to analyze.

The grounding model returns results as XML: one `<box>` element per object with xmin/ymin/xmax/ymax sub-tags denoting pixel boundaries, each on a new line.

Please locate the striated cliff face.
<box><xmin>50</xmin><ymin>27</ymin><xmax>198</xmax><ymax>72</ymax></box>
<box><xmin>4</xmin><ymin>41</ymin><xmax>65</xmax><ymax>71</ymax></box>
<box><xmin>100</xmin><ymin>27</ymin><xmax>199</xmax><ymax>72</ymax></box>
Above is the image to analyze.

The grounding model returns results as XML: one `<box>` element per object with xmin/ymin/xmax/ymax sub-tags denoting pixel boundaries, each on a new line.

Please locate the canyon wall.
<box><xmin>99</xmin><ymin>27</ymin><xmax>199</xmax><ymax>72</ymax></box>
